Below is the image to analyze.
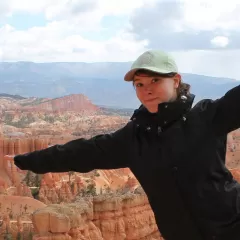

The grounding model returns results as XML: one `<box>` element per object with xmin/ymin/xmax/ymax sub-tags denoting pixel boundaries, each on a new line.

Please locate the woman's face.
<box><xmin>133</xmin><ymin>72</ymin><xmax>181</xmax><ymax>113</ymax></box>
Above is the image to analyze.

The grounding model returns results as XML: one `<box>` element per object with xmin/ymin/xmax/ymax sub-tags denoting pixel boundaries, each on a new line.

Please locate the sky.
<box><xmin>1</xmin><ymin>0</ymin><xmax>240</xmax><ymax>79</ymax></box>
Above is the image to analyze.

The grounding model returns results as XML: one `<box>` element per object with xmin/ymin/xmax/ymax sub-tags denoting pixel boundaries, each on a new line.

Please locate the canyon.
<box><xmin>0</xmin><ymin>94</ymin><xmax>128</xmax><ymax>140</ymax></box>
<box><xmin>0</xmin><ymin>94</ymin><xmax>240</xmax><ymax>239</ymax></box>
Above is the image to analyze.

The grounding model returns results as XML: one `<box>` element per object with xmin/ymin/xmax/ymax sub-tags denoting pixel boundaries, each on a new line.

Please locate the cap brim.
<box><xmin>124</xmin><ymin>67</ymin><xmax>172</xmax><ymax>81</ymax></box>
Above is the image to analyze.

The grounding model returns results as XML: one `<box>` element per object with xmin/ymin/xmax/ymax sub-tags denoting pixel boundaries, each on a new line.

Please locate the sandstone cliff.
<box><xmin>0</xmin><ymin>94</ymin><xmax>98</xmax><ymax>113</ymax></box>
<box><xmin>23</xmin><ymin>94</ymin><xmax>98</xmax><ymax>113</ymax></box>
<box><xmin>0</xmin><ymin>190</ymin><xmax>163</xmax><ymax>240</ymax></box>
<box><xmin>226</xmin><ymin>129</ymin><xmax>240</xmax><ymax>169</ymax></box>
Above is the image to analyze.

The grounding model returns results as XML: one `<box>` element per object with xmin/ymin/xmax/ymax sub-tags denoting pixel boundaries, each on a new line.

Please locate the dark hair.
<box><xmin>177</xmin><ymin>82</ymin><xmax>191</xmax><ymax>97</ymax></box>
<box><xmin>133</xmin><ymin>69</ymin><xmax>191</xmax><ymax>97</ymax></box>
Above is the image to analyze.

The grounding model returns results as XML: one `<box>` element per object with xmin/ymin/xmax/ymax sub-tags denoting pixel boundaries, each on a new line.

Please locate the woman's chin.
<box><xmin>144</xmin><ymin>104</ymin><xmax>158</xmax><ymax>113</ymax></box>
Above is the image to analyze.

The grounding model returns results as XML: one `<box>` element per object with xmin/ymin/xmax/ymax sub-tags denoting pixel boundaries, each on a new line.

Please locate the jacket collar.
<box><xmin>130</xmin><ymin>94</ymin><xmax>195</xmax><ymax>128</ymax></box>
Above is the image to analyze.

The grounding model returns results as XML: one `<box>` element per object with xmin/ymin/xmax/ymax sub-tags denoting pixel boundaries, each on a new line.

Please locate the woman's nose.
<box><xmin>144</xmin><ymin>85</ymin><xmax>153</xmax><ymax>94</ymax></box>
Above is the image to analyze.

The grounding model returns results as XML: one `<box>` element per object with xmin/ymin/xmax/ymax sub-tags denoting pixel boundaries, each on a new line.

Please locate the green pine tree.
<box><xmin>3</xmin><ymin>232</ymin><xmax>12</xmax><ymax>240</ymax></box>
<box><xmin>87</xmin><ymin>183</ymin><xmax>97</xmax><ymax>196</ymax></box>
<box><xmin>23</xmin><ymin>171</ymin><xmax>31</xmax><ymax>186</ymax></box>
<box><xmin>16</xmin><ymin>232</ymin><xmax>23</xmax><ymax>240</ymax></box>
<box><xmin>28</xmin><ymin>231</ymin><xmax>33</xmax><ymax>240</ymax></box>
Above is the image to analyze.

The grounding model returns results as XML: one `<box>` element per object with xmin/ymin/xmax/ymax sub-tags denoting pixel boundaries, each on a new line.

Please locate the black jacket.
<box><xmin>14</xmin><ymin>84</ymin><xmax>240</xmax><ymax>240</ymax></box>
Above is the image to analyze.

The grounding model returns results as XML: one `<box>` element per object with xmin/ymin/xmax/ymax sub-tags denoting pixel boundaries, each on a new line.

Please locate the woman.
<box><xmin>14</xmin><ymin>50</ymin><xmax>240</xmax><ymax>240</ymax></box>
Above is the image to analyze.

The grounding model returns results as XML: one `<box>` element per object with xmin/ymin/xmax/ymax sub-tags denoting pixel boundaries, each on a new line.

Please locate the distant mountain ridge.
<box><xmin>0</xmin><ymin>93</ymin><xmax>135</xmax><ymax>116</ymax></box>
<box><xmin>0</xmin><ymin>93</ymin><xmax>26</xmax><ymax>100</ymax></box>
<box><xmin>0</xmin><ymin>61</ymin><xmax>239</xmax><ymax>108</ymax></box>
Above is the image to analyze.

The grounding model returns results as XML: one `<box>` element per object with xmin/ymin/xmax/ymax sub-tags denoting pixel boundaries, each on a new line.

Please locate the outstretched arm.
<box><xmin>14</xmin><ymin>122</ymin><xmax>134</xmax><ymax>174</ymax></box>
<box><xmin>212</xmin><ymin>84</ymin><xmax>240</xmax><ymax>136</ymax></box>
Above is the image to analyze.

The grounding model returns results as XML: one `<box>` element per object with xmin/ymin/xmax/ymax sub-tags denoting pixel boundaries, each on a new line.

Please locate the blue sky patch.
<box><xmin>80</xmin><ymin>15</ymin><xmax>128</xmax><ymax>41</ymax></box>
<box><xmin>1</xmin><ymin>12</ymin><xmax>46</xmax><ymax>30</ymax></box>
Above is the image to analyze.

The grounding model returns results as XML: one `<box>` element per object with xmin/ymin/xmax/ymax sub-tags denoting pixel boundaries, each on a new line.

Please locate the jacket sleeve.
<box><xmin>14</xmin><ymin>122</ymin><xmax>134</xmax><ymax>174</ymax></box>
<box><xmin>212</xmin><ymin>84</ymin><xmax>240</xmax><ymax>136</ymax></box>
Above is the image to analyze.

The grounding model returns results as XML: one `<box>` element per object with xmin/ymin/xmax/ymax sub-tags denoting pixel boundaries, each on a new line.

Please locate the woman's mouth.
<box><xmin>145</xmin><ymin>97</ymin><xmax>158</xmax><ymax>102</ymax></box>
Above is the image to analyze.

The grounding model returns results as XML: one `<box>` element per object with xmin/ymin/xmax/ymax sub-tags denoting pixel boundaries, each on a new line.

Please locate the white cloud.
<box><xmin>45</xmin><ymin>0</ymin><xmax>145</xmax><ymax>20</ymax></box>
<box><xmin>2</xmin><ymin>0</ymin><xmax>240</xmax><ymax>32</ymax></box>
<box><xmin>177</xmin><ymin>0</ymin><xmax>240</xmax><ymax>31</ymax></box>
<box><xmin>99</xmin><ymin>0</ymin><xmax>155</xmax><ymax>15</ymax></box>
<box><xmin>211</xmin><ymin>36</ymin><xmax>229</xmax><ymax>48</ymax></box>
<box><xmin>1</xmin><ymin>0</ymin><xmax>150</xmax><ymax>35</ymax></box>
<box><xmin>45</xmin><ymin>0</ymin><xmax>99</xmax><ymax>20</ymax></box>
<box><xmin>0</xmin><ymin>0</ymin><xmax>151</xmax><ymax>63</ymax></box>
<box><xmin>129</xmin><ymin>0</ymin><xmax>240</xmax><ymax>34</ymax></box>
<box><xmin>0</xmin><ymin>22</ymin><xmax>148</xmax><ymax>62</ymax></box>
<box><xmin>0</xmin><ymin>1</ymin><xmax>11</xmax><ymax>17</ymax></box>
<box><xmin>2</xmin><ymin>0</ymin><xmax>148</xmax><ymax>19</ymax></box>
<box><xmin>7</xmin><ymin>0</ymin><xmax>52</xmax><ymax>14</ymax></box>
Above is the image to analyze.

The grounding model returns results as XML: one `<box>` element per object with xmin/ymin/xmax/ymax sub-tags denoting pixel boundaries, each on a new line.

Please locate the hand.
<box><xmin>14</xmin><ymin>154</ymin><xmax>29</xmax><ymax>170</ymax></box>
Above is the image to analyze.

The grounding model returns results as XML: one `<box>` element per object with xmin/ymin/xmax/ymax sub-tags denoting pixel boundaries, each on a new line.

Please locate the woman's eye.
<box><xmin>152</xmin><ymin>78</ymin><xmax>159</xmax><ymax>83</ymax></box>
<box><xmin>136</xmin><ymin>83</ymin><xmax>143</xmax><ymax>87</ymax></box>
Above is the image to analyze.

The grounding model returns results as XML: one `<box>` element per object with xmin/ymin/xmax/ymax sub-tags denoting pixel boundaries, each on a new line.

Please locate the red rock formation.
<box><xmin>0</xmin><ymin>138</ymin><xmax>49</xmax><ymax>187</ymax></box>
<box><xmin>126</xmin><ymin>176</ymin><xmax>139</xmax><ymax>191</ymax></box>
<box><xmin>31</xmin><ymin>192</ymin><xmax>163</xmax><ymax>240</ymax></box>
<box><xmin>23</xmin><ymin>94</ymin><xmax>99</xmax><ymax>113</ymax></box>
<box><xmin>0</xmin><ymin>120</ymin><xmax>3</xmax><ymax>138</ymax></box>
<box><xmin>0</xmin><ymin>94</ymin><xmax>99</xmax><ymax>115</ymax></box>
<box><xmin>0</xmin><ymin>195</ymin><xmax>46</xmax><ymax>220</ymax></box>
<box><xmin>226</xmin><ymin>129</ymin><xmax>240</xmax><ymax>170</ymax></box>
<box><xmin>0</xmin><ymin>200</ymin><xmax>38</xmax><ymax>239</ymax></box>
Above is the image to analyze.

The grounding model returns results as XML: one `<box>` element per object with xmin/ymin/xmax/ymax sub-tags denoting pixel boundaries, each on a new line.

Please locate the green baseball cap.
<box><xmin>124</xmin><ymin>49</ymin><xmax>178</xmax><ymax>81</ymax></box>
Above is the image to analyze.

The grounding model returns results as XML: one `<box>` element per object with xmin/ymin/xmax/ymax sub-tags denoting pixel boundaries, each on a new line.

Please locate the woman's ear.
<box><xmin>174</xmin><ymin>73</ymin><xmax>181</xmax><ymax>88</ymax></box>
